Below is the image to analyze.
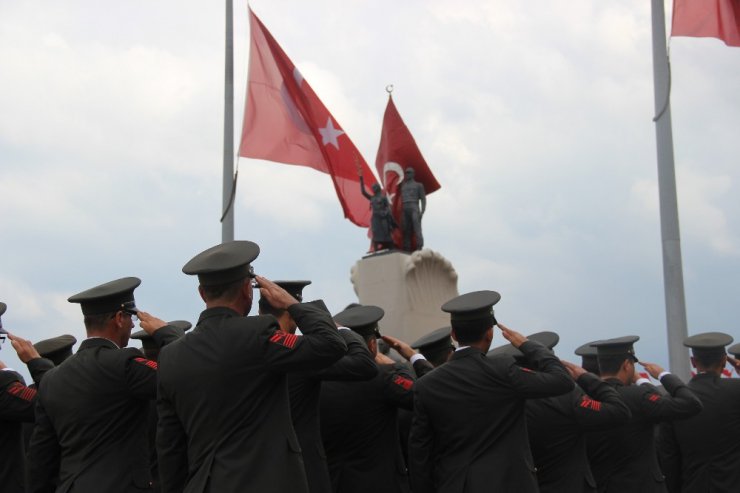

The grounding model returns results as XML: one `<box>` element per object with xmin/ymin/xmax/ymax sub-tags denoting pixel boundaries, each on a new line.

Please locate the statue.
<box><xmin>399</xmin><ymin>167</ymin><xmax>426</xmax><ymax>251</ymax></box>
<box><xmin>358</xmin><ymin>163</ymin><xmax>397</xmax><ymax>251</ymax></box>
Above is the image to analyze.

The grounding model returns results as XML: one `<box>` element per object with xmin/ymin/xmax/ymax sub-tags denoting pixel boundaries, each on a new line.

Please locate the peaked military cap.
<box><xmin>728</xmin><ymin>343</ymin><xmax>740</xmax><ymax>358</ymax></box>
<box><xmin>441</xmin><ymin>290</ymin><xmax>501</xmax><ymax>324</ymax></box>
<box><xmin>591</xmin><ymin>335</ymin><xmax>640</xmax><ymax>362</ymax></box>
<box><xmin>182</xmin><ymin>240</ymin><xmax>260</xmax><ymax>287</ymax></box>
<box><xmin>334</xmin><ymin>305</ymin><xmax>384</xmax><ymax>338</ymax></box>
<box><xmin>34</xmin><ymin>335</ymin><xmax>77</xmax><ymax>366</ymax></box>
<box><xmin>131</xmin><ymin>320</ymin><xmax>192</xmax><ymax>354</ymax></box>
<box><xmin>575</xmin><ymin>341</ymin><xmax>600</xmax><ymax>374</ymax></box>
<box><xmin>683</xmin><ymin>332</ymin><xmax>733</xmax><ymax>357</ymax></box>
<box><xmin>259</xmin><ymin>280</ymin><xmax>312</xmax><ymax>313</ymax></box>
<box><xmin>412</xmin><ymin>326</ymin><xmax>454</xmax><ymax>354</ymax></box>
<box><xmin>68</xmin><ymin>277</ymin><xmax>141</xmax><ymax>316</ymax></box>
<box><xmin>487</xmin><ymin>331</ymin><xmax>559</xmax><ymax>358</ymax></box>
<box><xmin>0</xmin><ymin>301</ymin><xmax>6</xmax><ymax>330</ymax></box>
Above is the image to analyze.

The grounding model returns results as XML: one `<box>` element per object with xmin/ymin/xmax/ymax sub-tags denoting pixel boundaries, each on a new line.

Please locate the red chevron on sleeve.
<box><xmin>7</xmin><ymin>381</ymin><xmax>36</xmax><ymax>402</ymax></box>
<box><xmin>519</xmin><ymin>367</ymin><xmax>534</xmax><ymax>373</ymax></box>
<box><xmin>269</xmin><ymin>331</ymin><xmax>298</xmax><ymax>349</ymax></box>
<box><xmin>134</xmin><ymin>357</ymin><xmax>158</xmax><ymax>370</ymax></box>
<box><xmin>393</xmin><ymin>375</ymin><xmax>414</xmax><ymax>391</ymax></box>
<box><xmin>648</xmin><ymin>393</ymin><xmax>661</xmax><ymax>403</ymax></box>
<box><xmin>579</xmin><ymin>396</ymin><xmax>602</xmax><ymax>412</ymax></box>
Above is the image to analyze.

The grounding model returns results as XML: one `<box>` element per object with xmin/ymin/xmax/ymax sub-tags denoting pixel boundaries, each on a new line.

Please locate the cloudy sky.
<box><xmin>1</xmin><ymin>0</ymin><xmax>739</xmax><ymax>380</ymax></box>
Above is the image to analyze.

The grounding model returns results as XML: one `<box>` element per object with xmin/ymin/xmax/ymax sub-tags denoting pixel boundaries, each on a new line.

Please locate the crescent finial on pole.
<box><xmin>385</xmin><ymin>84</ymin><xmax>394</xmax><ymax>97</ymax></box>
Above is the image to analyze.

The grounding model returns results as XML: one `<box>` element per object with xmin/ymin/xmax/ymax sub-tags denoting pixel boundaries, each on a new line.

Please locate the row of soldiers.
<box><xmin>1</xmin><ymin>239</ymin><xmax>739</xmax><ymax>492</ymax></box>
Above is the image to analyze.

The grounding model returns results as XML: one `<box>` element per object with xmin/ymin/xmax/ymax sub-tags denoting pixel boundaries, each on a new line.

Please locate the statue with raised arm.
<box><xmin>399</xmin><ymin>167</ymin><xmax>426</xmax><ymax>251</ymax></box>
<box><xmin>358</xmin><ymin>165</ymin><xmax>397</xmax><ymax>251</ymax></box>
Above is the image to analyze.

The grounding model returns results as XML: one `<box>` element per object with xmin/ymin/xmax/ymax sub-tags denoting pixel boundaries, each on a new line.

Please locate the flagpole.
<box><xmin>221</xmin><ymin>0</ymin><xmax>235</xmax><ymax>243</ymax></box>
<box><xmin>650</xmin><ymin>0</ymin><xmax>690</xmax><ymax>379</ymax></box>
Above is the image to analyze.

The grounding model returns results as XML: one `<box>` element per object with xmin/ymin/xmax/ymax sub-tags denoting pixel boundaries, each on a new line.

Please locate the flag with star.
<box><xmin>375</xmin><ymin>94</ymin><xmax>440</xmax><ymax>249</ymax></box>
<box><xmin>238</xmin><ymin>8</ymin><xmax>378</xmax><ymax>227</ymax></box>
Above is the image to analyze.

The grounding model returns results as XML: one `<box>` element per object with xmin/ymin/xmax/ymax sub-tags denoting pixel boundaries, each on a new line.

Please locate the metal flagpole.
<box><xmin>650</xmin><ymin>0</ymin><xmax>690</xmax><ymax>379</ymax></box>
<box><xmin>221</xmin><ymin>0</ymin><xmax>235</xmax><ymax>243</ymax></box>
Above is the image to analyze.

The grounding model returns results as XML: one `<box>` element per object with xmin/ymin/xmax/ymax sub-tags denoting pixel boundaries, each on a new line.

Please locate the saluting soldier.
<box><xmin>320</xmin><ymin>304</ymin><xmax>417</xmax><ymax>493</ymax></box>
<box><xmin>657</xmin><ymin>332</ymin><xmax>740</xmax><ymax>492</ymax></box>
<box><xmin>156</xmin><ymin>241</ymin><xmax>348</xmax><ymax>493</ymax></box>
<box><xmin>26</xmin><ymin>277</ymin><xmax>180</xmax><ymax>493</ymax></box>
<box><xmin>575</xmin><ymin>341</ymin><xmax>601</xmax><ymax>376</ymax></box>
<box><xmin>410</xmin><ymin>326</ymin><xmax>456</xmax><ymax>369</ymax></box>
<box><xmin>131</xmin><ymin>320</ymin><xmax>192</xmax><ymax>493</ymax></box>
<box><xmin>259</xmin><ymin>281</ymin><xmax>378</xmax><ymax>493</ymax></box>
<box><xmin>1</xmin><ymin>302</ymin><xmax>52</xmax><ymax>493</ymax></box>
<box><xmin>493</xmin><ymin>331</ymin><xmax>631</xmax><ymax>493</ymax></box>
<box><xmin>587</xmin><ymin>336</ymin><xmax>703</xmax><ymax>493</ymax></box>
<box><xmin>408</xmin><ymin>291</ymin><xmax>574</xmax><ymax>493</ymax></box>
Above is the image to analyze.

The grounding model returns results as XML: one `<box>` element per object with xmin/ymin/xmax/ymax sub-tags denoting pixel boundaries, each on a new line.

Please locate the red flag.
<box><xmin>239</xmin><ymin>8</ymin><xmax>378</xmax><ymax>227</ymax></box>
<box><xmin>374</xmin><ymin>95</ymin><xmax>440</xmax><ymax>249</ymax></box>
<box><xmin>672</xmin><ymin>0</ymin><xmax>740</xmax><ymax>47</ymax></box>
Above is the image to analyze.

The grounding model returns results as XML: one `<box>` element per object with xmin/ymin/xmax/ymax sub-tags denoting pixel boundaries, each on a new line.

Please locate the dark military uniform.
<box><xmin>157</xmin><ymin>303</ymin><xmax>346</xmax><ymax>493</ymax></box>
<box><xmin>586</xmin><ymin>336</ymin><xmax>703</xmax><ymax>493</ymax></box>
<box><xmin>657</xmin><ymin>332</ymin><xmax>740</xmax><ymax>493</ymax></box>
<box><xmin>289</xmin><ymin>328</ymin><xmax>377</xmax><ymax>493</ymax></box>
<box><xmin>1</xmin><ymin>369</ymin><xmax>37</xmax><ymax>493</ymax></box>
<box><xmin>526</xmin><ymin>373</ymin><xmax>631</xmax><ymax>492</ymax></box>
<box><xmin>320</xmin><ymin>361</ymin><xmax>416</xmax><ymax>493</ymax></box>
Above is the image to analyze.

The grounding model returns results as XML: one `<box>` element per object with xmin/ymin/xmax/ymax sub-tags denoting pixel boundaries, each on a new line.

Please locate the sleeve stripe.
<box><xmin>134</xmin><ymin>357</ymin><xmax>158</xmax><ymax>370</ymax></box>
<box><xmin>269</xmin><ymin>331</ymin><xmax>299</xmax><ymax>349</ymax></box>
<box><xmin>7</xmin><ymin>381</ymin><xmax>36</xmax><ymax>402</ymax></box>
<box><xmin>393</xmin><ymin>375</ymin><xmax>414</xmax><ymax>391</ymax></box>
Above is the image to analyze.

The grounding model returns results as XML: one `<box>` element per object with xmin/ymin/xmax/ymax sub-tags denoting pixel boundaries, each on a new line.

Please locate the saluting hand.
<box><xmin>639</xmin><ymin>361</ymin><xmax>665</xmax><ymax>380</ymax></box>
<box><xmin>138</xmin><ymin>311</ymin><xmax>167</xmax><ymax>335</ymax></box>
<box><xmin>727</xmin><ymin>356</ymin><xmax>740</xmax><ymax>375</ymax></box>
<box><xmin>375</xmin><ymin>352</ymin><xmax>396</xmax><ymax>365</ymax></box>
<box><xmin>561</xmin><ymin>360</ymin><xmax>587</xmax><ymax>380</ymax></box>
<box><xmin>256</xmin><ymin>276</ymin><xmax>298</xmax><ymax>310</ymax></box>
<box><xmin>8</xmin><ymin>333</ymin><xmax>41</xmax><ymax>363</ymax></box>
<box><xmin>381</xmin><ymin>335</ymin><xmax>416</xmax><ymax>361</ymax></box>
<box><xmin>497</xmin><ymin>323</ymin><xmax>527</xmax><ymax>348</ymax></box>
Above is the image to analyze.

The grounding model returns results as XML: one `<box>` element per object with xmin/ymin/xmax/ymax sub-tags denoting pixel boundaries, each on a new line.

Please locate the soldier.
<box><xmin>497</xmin><ymin>332</ymin><xmax>632</xmax><ymax>493</ymax></box>
<box><xmin>26</xmin><ymin>277</ymin><xmax>181</xmax><ymax>493</ymax></box>
<box><xmin>130</xmin><ymin>320</ymin><xmax>191</xmax><ymax>493</ymax></box>
<box><xmin>408</xmin><ymin>291</ymin><xmax>573</xmax><ymax>493</ymax></box>
<box><xmin>320</xmin><ymin>304</ymin><xmax>417</xmax><ymax>493</ymax></box>
<box><xmin>1</xmin><ymin>302</ymin><xmax>52</xmax><ymax>493</ymax></box>
<box><xmin>156</xmin><ymin>241</ymin><xmax>347</xmax><ymax>493</ymax></box>
<box><xmin>410</xmin><ymin>326</ymin><xmax>455</xmax><ymax>368</ymax></box>
<box><xmin>587</xmin><ymin>336</ymin><xmax>703</xmax><ymax>493</ymax></box>
<box><xmin>657</xmin><ymin>332</ymin><xmax>740</xmax><ymax>492</ymax></box>
<box><xmin>575</xmin><ymin>341</ymin><xmax>601</xmax><ymax>376</ymax></box>
<box><xmin>259</xmin><ymin>281</ymin><xmax>378</xmax><ymax>493</ymax></box>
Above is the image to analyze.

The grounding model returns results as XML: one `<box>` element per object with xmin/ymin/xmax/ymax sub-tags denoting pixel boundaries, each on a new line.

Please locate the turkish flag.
<box><xmin>374</xmin><ymin>96</ymin><xmax>440</xmax><ymax>249</ymax></box>
<box><xmin>239</xmin><ymin>8</ymin><xmax>378</xmax><ymax>227</ymax></box>
<box><xmin>672</xmin><ymin>0</ymin><xmax>740</xmax><ymax>47</ymax></box>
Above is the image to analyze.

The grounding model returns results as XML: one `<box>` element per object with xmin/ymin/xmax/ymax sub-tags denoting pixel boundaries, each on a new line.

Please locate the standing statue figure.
<box><xmin>399</xmin><ymin>167</ymin><xmax>426</xmax><ymax>251</ymax></box>
<box><xmin>358</xmin><ymin>167</ymin><xmax>397</xmax><ymax>251</ymax></box>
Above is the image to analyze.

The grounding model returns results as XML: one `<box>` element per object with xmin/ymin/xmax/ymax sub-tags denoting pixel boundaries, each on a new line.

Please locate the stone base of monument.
<box><xmin>350</xmin><ymin>249</ymin><xmax>459</xmax><ymax>344</ymax></box>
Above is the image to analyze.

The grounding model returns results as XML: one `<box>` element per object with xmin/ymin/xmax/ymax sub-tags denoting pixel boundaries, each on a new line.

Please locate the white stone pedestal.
<box><xmin>350</xmin><ymin>249</ymin><xmax>459</xmax><ymax>344</ymax></box>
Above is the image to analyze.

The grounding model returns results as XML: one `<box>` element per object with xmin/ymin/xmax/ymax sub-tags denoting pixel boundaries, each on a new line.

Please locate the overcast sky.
<box><xmin>1</xmin><ymin>0</ymin><xmax>739</xmax><ymax>380</ymax></box>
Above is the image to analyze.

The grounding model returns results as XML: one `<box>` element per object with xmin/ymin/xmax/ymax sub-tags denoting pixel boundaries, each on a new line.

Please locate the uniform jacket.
<box><xmin>1</xmin><ymin>369</ymin><xmax>38</xmax><ymax>493</ymax></box>
<box><xmin>657</xmin><ymin>372</ymin><xmax>740</xmax><ymax>493</ymax></box>
<box><xmin>26</xmin><ymin>326</ymin><xmax>180</xmax><ymax>493</ymax></box>
<box><xmin>156</xmin><ymin>303</ymin><xmax>346</xmax><ymax>493</ymax></box>
<box><xmin>408</xmin><ymin>342</ymin><xmax>574</xmax><ymax>493</ymax></box>
<box><xmin>289</xmin><ymin>328</ymin><xmax>377</xmax><ymax>493</ymax></box>
<box><xmin>320</xmin><ymin>361</ymin><xmax>416</xmax><ymax>493</ymax></box>
<box><xmin>588</xmin><ymin>374</ymin><xmax>703</xmax><ymax>493</ymax></box>
<box><xmin>526</xmin><ymin>372</ymin><xmax>631</xmax><ymax>493</ymax></box>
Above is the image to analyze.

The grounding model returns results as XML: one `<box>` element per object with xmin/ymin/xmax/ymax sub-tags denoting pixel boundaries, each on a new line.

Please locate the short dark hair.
<box><xmin>693</xmin><ymin>351</ymin><xmax>725</xmax><ymax>370</ymax></box>
<box><xmin>452</xmin><ymin>319</ymin><xmax>489</xmax><ymax>345</ymax></box>
<box><xmin>84</xmin><ymin>311</ymin><xmax>116</xmax><ymax>331</ymax></box>
<box><xmin>598</xmin><ymin>355</ymin><xmax>629</xmax><ymax>376</ymax></box>
<box><xmin>200</xmin><ymin>278</ymin><xmax>246</xmax><ymax>303</ymax></box>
